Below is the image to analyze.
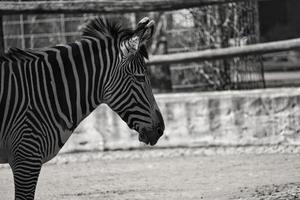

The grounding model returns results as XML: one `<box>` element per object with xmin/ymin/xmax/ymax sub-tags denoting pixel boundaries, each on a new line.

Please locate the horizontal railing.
<box><xmin>147</xmin><ymin>38</ymin><xmax>300</xmax><ymax>65</ymax></box>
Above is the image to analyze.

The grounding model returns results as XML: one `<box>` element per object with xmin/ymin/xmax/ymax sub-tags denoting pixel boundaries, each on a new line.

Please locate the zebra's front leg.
<box><xmin>10</xmin><ymin>137</ymin><xmax>43</xmax><ymax>200</ymax></box>
<box><xmin>11</xmin><ymin>155</ymin><xmax>42</xmax><ymax>200</ymax></box>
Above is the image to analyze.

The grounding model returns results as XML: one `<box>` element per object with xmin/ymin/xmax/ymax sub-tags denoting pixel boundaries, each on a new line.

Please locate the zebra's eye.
<box><xmin>134</xmin><ymin>74</ymin><xmax>146</xmax><ymax>82</ymax></box>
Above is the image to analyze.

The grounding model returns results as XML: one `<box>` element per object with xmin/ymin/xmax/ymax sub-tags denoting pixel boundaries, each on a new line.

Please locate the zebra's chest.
<box><xmin>0</xmin><ymin>147</ymin><xmax>8</xmax><ymax>163</ymax></box>
<box><xmin>41</xmin><ymin>128</ymin><xmax>73</xmax><ymax>164</ymax></box>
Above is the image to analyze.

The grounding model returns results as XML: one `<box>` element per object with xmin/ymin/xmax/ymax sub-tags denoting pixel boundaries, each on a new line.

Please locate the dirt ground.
<box><xmin>1</xmin><ymin>148</ymin><xmax>300</xmax><ymax>200</ymax></box>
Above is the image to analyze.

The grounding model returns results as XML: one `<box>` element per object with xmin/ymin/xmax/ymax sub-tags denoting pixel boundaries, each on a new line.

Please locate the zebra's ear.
<box><xmin>120</xmin><ymin>17</ymin><xmax>154</xmax><ymax>57</ymax></box>
<box><xmin>129</xmin><ymin>17</ymin><xmax>155</xmax><ymax>52</ymax></box>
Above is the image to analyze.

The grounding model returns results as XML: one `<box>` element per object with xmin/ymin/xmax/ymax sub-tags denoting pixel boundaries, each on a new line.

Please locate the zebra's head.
<box><xmin>116</xmin><ymin>17</ymin><xmax>164</xmax><ymax>146</ymax></box>
<box><xmin>85</xmin><ymin>17</ymin><xmax>164</xmax><ymax>145</ymax></box>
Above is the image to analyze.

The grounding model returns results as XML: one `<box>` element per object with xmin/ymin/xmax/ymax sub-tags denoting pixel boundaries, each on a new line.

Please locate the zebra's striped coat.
<box><xmin>0</xmin><ymin>17</ymin><xmax>164</xmax><ymax>200</ymax></box>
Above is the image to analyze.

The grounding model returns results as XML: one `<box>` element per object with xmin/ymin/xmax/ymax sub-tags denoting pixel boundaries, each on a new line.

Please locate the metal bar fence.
<box><xmin>147</xmin><ymin>38</ymin><xmax>300</xmax><ymax>65</ymax></box>
<box><xmin>0</xmin><ymin>0</ymin><xmax>267</xmax><ymax>15</ymax></box>
<box><xmin>0</xmin><ymin>0</ymin><xmax>297</xmax><ymax>90</ymax></box>
<box><xmin>0</xmin><ymin>0</ymin><xmax>296</xmax><ymax>63</ymax></box>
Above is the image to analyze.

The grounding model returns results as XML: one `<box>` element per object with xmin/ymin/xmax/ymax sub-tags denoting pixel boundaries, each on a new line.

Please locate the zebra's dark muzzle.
<box><xmin>138</xmin><ymin>126</ymin><xmax>164</xmax><ymax>146</ymax></box>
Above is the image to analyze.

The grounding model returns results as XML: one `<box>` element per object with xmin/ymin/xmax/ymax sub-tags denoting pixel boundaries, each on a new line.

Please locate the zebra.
<box><xmin>0</xmin><ymin>17</ymin><xmax>165</xmax><ymax>200</ymax></box>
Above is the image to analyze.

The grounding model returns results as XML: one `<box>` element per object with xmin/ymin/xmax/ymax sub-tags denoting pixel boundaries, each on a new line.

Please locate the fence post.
<box><xmin>0</xmin><ymin>15</ymin><xmax>4</xmax><ymax>55</ymax></box>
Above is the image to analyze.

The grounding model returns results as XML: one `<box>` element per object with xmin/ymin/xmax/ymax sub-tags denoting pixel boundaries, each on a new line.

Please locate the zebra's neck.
<box><xmin>42</xmin><ymin>37</ymin><xmax>118</xmax><ymax>131</ymax></box>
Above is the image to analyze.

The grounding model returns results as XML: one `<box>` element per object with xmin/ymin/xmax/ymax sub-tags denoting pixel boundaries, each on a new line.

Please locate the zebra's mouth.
<box><xmin>138</xmin><ymin>131</ymin><xmax>160</xmax><ymax>146</ymax></box>
<box><xmin>135</xmin><ymin>120</ymin><xmax>164</xmax><ymax>145</ymax></box>
<box><xmin>131</xmin><ymin>128</ymin><xmax>150</xmax><ymax>145</ymax></box>
<box><xmin>138</xmin><ymin>132</ymin><xmax>150</xmax><ymax>145</ymax></box>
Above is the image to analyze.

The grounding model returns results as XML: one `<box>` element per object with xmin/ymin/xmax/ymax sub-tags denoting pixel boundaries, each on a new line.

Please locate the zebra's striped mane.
<box><xmin>82</xmin><ymin>17</ymin><xmax>132</xmax><ymax>41</ymax></box>
<box><xmin>0</xmin><ymin>17</ymin><xmax>148</xmax><ymax>64</ymax></box>
<box><xmin>82</xmin><ymin>17</ymin><xmax>149</xmax><ymax>59</ymax></box>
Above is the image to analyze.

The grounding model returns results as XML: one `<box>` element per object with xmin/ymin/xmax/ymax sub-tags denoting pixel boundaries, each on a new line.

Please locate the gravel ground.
<box><xmin>1</xmin><ymin>148</ymin><xmax>300</xmax><ymax>200</ymax></box>
<box><xmin>233</xmin><ymin>183</ymin><xmax>300</xmax><ymax>200</ymax></box>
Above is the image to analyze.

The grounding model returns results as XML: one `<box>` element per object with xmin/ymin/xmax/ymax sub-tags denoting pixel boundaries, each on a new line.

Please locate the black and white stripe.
<box><xmin>0</xmin><ymin>17</ymin><xmax>164</xmax><ymax>200</ymax></box>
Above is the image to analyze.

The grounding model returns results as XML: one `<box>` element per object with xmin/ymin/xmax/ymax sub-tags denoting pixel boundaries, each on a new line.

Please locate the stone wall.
<box><xmin>61</xmin><ymin>88</ymin><xmax>300</xmax><ymax>153</ymax></box>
